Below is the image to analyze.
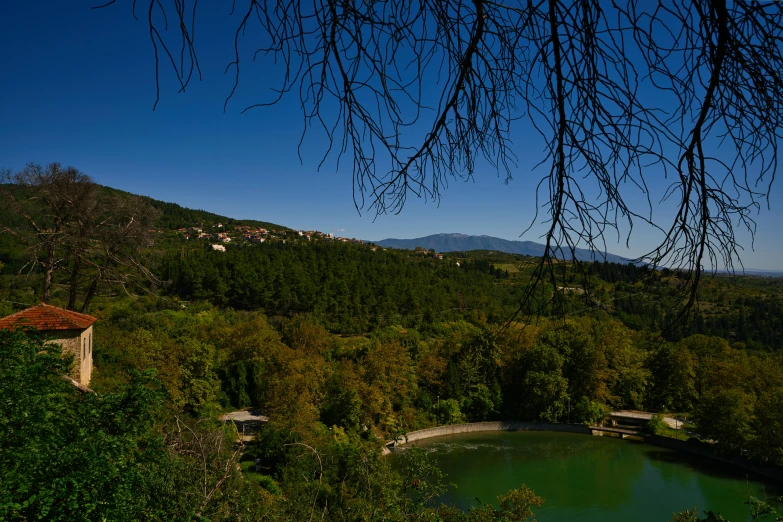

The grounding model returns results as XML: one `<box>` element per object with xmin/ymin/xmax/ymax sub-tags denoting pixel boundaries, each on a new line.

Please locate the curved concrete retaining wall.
<box><xmin>388</xmin><ymin>421</ymin><xmax>591</xmax><ymax>447</ymax></box>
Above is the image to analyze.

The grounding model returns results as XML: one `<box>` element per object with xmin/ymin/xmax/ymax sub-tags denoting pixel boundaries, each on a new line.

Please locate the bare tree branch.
<box><xmin>93</xmin><ymin>0</ymin><xmax>783</xmax><ymax>325</ymax></box>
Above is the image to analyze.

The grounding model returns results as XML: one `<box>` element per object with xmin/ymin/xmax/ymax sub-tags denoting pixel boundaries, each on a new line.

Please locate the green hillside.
<box><xmin>3</xmin><ymin>183</ymin><xmax>783</xmax><ymax>350</ymax></box>
<box><xmin>98</xmin><ymin>185</ymin><xmax>290</xmax><ymax>231</ymax></box>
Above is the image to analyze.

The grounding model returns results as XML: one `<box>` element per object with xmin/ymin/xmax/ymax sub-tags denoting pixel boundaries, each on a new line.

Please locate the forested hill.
<box><xmin>3</xmin><ymin>181</ymin><xmax>783</xmax><ymax>349</ymax></box>
<box><xmin>375</xmin><ymin>233</ymin><xmax>631</xmax><ymax>264</ymax></box>
<box><xmin>159</xmin><ymin>242</ymin><xmax>522</xmax><ymax>333</ymax></box>
<box><xmin>157</xmin><ymin>242</ymin><xmax>783</xmax><ymax>350</ymax></box>
<box><xmin>99</xmin><ymin>186</ymin><xmax>289</xmax><ymax>231</ymax></box>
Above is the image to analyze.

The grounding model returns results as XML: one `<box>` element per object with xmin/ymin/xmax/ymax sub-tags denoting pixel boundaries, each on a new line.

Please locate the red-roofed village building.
<box><xmin>0</xmin><ymin>304</ymin><xmax>97</xmax><ymax>386</ymax></box>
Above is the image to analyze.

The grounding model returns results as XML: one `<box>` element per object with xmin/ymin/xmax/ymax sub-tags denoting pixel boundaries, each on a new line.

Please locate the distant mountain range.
<box><xmin>375</xmin><ymin>233</ymin><xmax>633</xmax><ymax>264</ymax></box>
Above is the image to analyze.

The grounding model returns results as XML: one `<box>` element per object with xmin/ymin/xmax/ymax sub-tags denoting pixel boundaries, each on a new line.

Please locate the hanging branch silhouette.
<box><xmin>94</xmin><ymin>0</ymin><xmax>783</xmax><ymax>328</ymax></box>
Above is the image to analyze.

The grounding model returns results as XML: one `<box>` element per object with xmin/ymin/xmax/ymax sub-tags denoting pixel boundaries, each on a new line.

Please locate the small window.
<box><xmin>82</xmin><ymin>337</ymin><xmax>86</xmax><ymax>360</ymax></box>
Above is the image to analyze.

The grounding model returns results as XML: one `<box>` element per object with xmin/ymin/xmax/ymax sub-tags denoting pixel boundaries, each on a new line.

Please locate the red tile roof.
<box><xmin>0</xmin><ymin>303</ymin><xmax>97</xmax><ymax>331</ymax></box>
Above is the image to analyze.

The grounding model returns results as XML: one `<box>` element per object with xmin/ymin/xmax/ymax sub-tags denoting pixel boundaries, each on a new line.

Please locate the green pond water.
<box><xmin>393</xmin><ymin>431</ymin><xmax>781</xmax><ymax>521</ymax></box>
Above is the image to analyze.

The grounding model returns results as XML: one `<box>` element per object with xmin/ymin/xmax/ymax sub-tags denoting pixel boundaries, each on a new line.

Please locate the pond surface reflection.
<box><xmin>393</xmin><ymin>431</ymin><xmax>780</xmax><ymax>522</ymax></box>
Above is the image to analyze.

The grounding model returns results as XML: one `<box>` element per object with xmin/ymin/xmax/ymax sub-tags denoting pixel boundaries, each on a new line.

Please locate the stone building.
<box><xmin>0</xmin><ymin>303</ymin><xmax>97</xmax><ymax>386</ymax></box>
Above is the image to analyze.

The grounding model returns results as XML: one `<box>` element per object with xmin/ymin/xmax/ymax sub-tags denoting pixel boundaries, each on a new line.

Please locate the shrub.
<box><xmin>644</xmin><ymin>413</ymin><xmax>668</xmax><ymax>435</ymax></box>
<box><xmin>572</xmin><ymin>396</ymin><xmax>610</xmax><ymax>425</ymax></box>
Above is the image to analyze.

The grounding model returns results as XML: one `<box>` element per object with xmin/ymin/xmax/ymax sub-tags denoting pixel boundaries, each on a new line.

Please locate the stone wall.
<box><xmin>40</xmin><ymin>326</ymin><xmax>93</xmax><ymax>386</ymax></box>
<box><xmin>78</xmin><ymin>325</ymin><xmax>93</xmax><ymax>386</ymax></box>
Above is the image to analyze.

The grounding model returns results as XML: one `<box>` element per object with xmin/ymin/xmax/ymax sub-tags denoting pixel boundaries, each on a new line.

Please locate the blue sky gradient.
<box><xmin>2</xmin><ymin>2</ymin><xmax>782</xmax><ymax>269</ymax></box>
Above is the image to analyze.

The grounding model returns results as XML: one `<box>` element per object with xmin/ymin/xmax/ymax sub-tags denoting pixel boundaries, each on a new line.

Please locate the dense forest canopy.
<box><xmin>5</xmin><ymin>298</ymin><xmax>781</xmax><ymax>520</ymax></box>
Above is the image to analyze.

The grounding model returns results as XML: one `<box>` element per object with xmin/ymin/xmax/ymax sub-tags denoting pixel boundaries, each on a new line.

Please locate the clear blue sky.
<box><xmin>1</xmin><ymin>2</ymin><xmax>781</xmax><ymax>270</ymax></box>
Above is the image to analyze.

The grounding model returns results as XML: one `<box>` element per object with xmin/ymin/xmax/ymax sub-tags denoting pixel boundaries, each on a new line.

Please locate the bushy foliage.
<box><xmin>572</xmin><ymin>397</ymin><xmax>610</xmax><ymax>425</ymax></box>
<box><xmin>644</xmin><ymin>414</ymin><xmax>669</xmax><ymax>435</ymax></box>
<box><xmin>0</xmin><ymin>331</ymin><xmax>168</xmax><ymax>520</ymax></box>
<box><xmin>671</xmin><ymin>509</ymin><xmax>729</xmax><ymax>522</ymax></box>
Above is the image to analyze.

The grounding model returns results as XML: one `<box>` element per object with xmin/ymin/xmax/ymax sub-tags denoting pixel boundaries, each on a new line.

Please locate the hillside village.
<box><xmin>170</xmin><ymin>222</ymin><xmax>447</xmax><ymax>259</ymax></box>
<box><xmin>175</xmin><ymin>223</ymin><xmax>350</xmax><ymax>245</ymax></box>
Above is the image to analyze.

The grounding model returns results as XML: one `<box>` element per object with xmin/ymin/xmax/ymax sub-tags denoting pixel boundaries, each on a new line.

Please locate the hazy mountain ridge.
<box><xmin>375</xmin><ymin>233</ymin><xmax>633</xmax><ymax>264</ymax></box>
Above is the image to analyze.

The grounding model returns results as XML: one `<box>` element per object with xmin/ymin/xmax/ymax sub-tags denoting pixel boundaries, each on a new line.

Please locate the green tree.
<box><xmin>694</xmin><ymin>388</ymin><xmax>756</xmax><ymax>455</ymax></box>
<box><xmin>321</xmin><ymin>386</ymin><xmax>363</xmax><ymax>432</ymax></box>
<box><xmin>439</xmin><ymin>398</ymin><xmax>464</xmax><ymax>425</ymax></box>
<box><xmin>538</xmin><ymin>321</ymin><xmax>609</xmax><ymax>405</ymax></box>
<box><xmin>571</xmin><ymin>396</ymin><xmax>610</xmax><ymax>425</ymax></box>
<box><xmin>751</xmin><ymin>387</ymin><xmax>783</xmax><ymax>466</ymax></box>
<box><xmin>453</xmin><ymin>332</ymin><xmax>503</xmax><ymax>420</ymax></box>
<box><xmin>0</xmin><ymin>330</ymin><xmax>169</xmax><ymax>521</ymax></box>
<box><xmin>463</xmin><ymin>383</ymin><xmax>497</xmax><ymax>422</ymax></box>
<box><xmin>507</xmin><ymin>343</ymin><xmax>569</xmax><ymax>422</ymax></box>
<box><xmin>648</xmin><ymin>343</ymin><xmax>697</xmax><ymax>412</ymax></box>
<box><xmin>397</xmin><ymin>447</ymin><xmax>449</xmax><ymax>510</ymax></box>
<box><xmin>679</xmin><ymin>335</ymin><xmax>734</xmax><ymax>401</ymax></box>
<box><xmin>644</xmin><ymin>413</ymin><xmax>669</xmax><ymax>436</ymax></box>
<box><xmin>179</xmin><ymin>338</ymin><xmax>221</xmax><ymax>415</ymax></box>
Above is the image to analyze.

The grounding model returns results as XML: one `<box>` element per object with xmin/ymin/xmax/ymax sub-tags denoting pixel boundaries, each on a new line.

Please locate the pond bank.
<box><xmin>387</xmin><ymin>421</ymin><xmax>590</xmax><ymax>451</ymax></box>
<box><xmin>386</xmin><ymin>421</ymin><xmax>783</xmax><ymax>483</ymax></box>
